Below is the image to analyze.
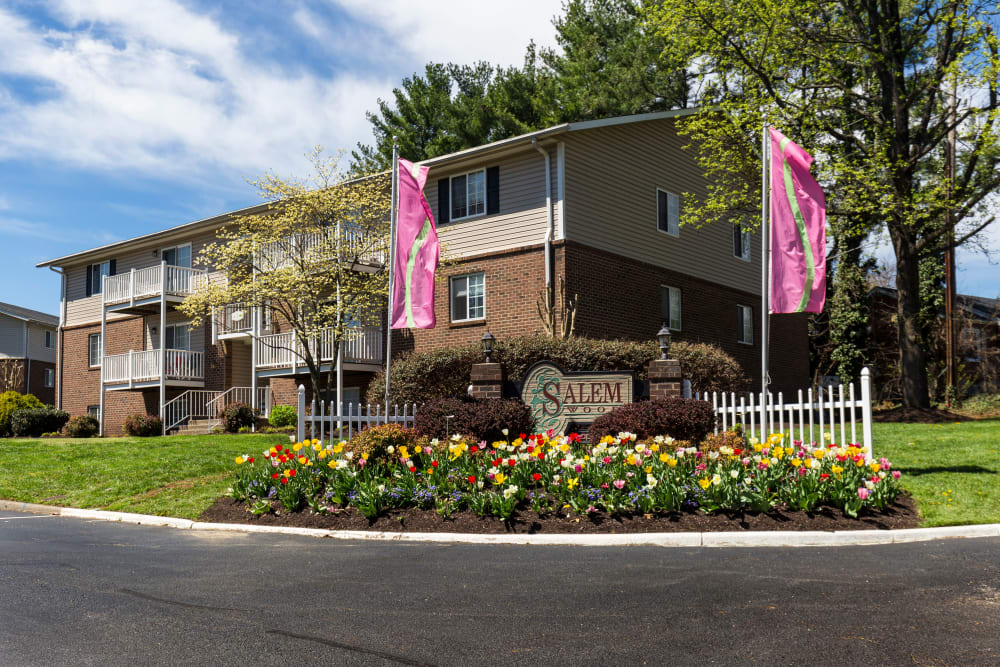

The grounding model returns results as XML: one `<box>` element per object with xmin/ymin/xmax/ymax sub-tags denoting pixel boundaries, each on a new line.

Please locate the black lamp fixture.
<box><xmin>481</xmin><ymin>331</ymin><xmax>495</xmax><ymax>363</ymax></box>
<box><xmin>656</xmin><ymin>324</ymin><xmax>672</xmax><ymax>360</ymax></box>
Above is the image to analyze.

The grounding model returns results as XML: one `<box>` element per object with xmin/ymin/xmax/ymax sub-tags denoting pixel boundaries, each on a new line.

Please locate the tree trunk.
<box><xmin>892</xmin><ymin>229</ymin><xmax>931</xmax><ymax>408</ymax></box>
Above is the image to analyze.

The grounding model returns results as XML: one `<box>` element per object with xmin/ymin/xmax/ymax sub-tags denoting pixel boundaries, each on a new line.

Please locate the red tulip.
<box><xmin>532</xmin><ymin>473</ymin><xmax>542</xmax><ymax>482</ymax></box>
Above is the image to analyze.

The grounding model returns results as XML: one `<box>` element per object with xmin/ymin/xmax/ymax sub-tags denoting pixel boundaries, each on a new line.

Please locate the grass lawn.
<box><xmin>1</xmin><ymin>424</ymin><xmax>998</xmax><ymax>527</ymax></box>
<box><xmin>874</xmin><ymin>420</ymin><xmax>1000</xmax><ymax>527</ymax></box>
<box><xmin>0</xmin><ymin>433</ymin><xmax>290</xmax><ymax>520</ymax></box>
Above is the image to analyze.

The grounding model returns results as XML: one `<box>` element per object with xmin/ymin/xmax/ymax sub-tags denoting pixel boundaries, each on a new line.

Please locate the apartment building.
<box><xmin>0</xmin><ymin>303</ymin><xmax>58</xmax><ymax>404</ymax></box>
<box><xmin>39</xmin><ymin>109</ymin><xmax>809</xmax><ymax>435</ymax></box>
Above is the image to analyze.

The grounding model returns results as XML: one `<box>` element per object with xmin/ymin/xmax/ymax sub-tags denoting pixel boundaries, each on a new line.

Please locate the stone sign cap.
<box><xmin>521</xmin><ymin>361</ymin><xmax>634</xmax><ymax>435</ymax></box>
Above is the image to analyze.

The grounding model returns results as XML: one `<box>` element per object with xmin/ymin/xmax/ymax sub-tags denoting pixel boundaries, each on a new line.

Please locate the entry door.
<box><xmin>162</xmin><ymin>245</ymin><xmax>192</xmax><ymax>267</ymax></box>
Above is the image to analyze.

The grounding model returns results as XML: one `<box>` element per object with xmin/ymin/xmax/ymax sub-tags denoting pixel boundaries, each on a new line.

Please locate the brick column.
<box><xmin>648</xmin><ymin>359</ymin><xmax>682</xmax><ymax>401</ymax></box>
<box><xmin>469</xmin><ymin>363</ymin><xmax>503</xmax><ymax>400</ymax></box>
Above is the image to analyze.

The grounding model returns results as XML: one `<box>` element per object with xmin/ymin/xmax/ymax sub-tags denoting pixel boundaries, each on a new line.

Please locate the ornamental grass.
<box><xmin>229</xmin><ymin>429</ymin><xmax>902</xmax><ymax>521</ymax></box>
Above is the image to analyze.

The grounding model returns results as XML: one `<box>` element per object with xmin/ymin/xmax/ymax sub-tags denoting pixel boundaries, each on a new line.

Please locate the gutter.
<box><xmin>531</xmin><ymin>138</ymin><xmax>555</xmax><ymax>293</ymax></box>
<box><xmin>49</xmin><ymin>266</ymin><xmax>65</xmax><ymax>410</ymax></box>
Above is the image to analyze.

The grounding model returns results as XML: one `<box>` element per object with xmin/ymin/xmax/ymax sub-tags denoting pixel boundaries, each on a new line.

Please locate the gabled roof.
<box><xmin>0</xmin><ymin>302</ymin><xmax>58</xmax><ymax>326</ymax></box>
<box><xmin>37</xmin><ymin>107</ymin><xmax>701</xmax><ymax>269</ymax></box>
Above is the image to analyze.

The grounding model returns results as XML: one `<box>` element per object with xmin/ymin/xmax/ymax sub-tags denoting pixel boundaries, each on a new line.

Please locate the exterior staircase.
<box><xmin>170</xmin><ymin>418</ymin><xmax>219</xmax><ymax>436</ymax></box>
<box><xmin>163</xmin><ymin>386</ymin><xmax>271</xmax><ymax>435</ymax></box>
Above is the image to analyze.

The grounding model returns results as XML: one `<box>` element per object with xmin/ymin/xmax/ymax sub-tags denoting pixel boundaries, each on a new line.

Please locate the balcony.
<box><xmin>255</xmin><ymin>326</ymin><xmax>383</xmax><ymax>374</ymax></box>
<box><xmin>103</xmin><ymin>349</ymin><xmax>205</xmax><ymax>389</ymax></box>
<box><xmin>216</xmin><ymin>302</ymin><xmax>254</xmax><ymax>338</ymax></box>
<box><xmin>257</xmin><ymin>227</ymin><xmax>385</xmax><ymax>272</ymax></box>
<box><xmin>103</xmin><ymin>264</ymin><xmax>207</xmax><ymax>311</ymax></box>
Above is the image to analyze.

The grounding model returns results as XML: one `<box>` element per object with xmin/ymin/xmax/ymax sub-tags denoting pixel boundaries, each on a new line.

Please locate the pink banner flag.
<box><xmin>391</xmin><ymin>158</ymin><xmax>440</xmax><ymax>329</ymax></box>
<box><xmin>769</xmin><ymin>127</ymin><xmax>827</xmax><ymax>313</ymax></box>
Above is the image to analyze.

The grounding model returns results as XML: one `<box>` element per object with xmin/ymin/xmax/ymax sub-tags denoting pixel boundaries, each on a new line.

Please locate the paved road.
<box><xmin>1</xmin><ymin>510</ymin><xmax>998</xmax><ymax>666</ymax></box>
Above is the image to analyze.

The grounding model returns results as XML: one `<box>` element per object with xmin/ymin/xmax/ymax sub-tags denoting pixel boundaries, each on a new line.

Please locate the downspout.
<box><xmin>531</xmin><ymin>138</ymin><xmax>555</xmax><ymax>295</ymax></box>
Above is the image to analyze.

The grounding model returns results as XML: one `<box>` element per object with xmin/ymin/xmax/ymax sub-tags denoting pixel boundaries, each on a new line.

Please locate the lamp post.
<box><xmin>656</xmin><ymin>325</ymin><xmax>672</xmax><ymax>360</ymax></box>
<box><xmin>481</xmin><ymin>331</ymin><xmax>495</xmax><ymax>363</ymax></box>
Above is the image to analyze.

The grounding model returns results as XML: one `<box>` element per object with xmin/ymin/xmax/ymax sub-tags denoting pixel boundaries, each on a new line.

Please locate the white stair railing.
<box><xmin>164</xmin><ymin>386</ymin><xmax>271</xmax><ymax>433</ymax></box>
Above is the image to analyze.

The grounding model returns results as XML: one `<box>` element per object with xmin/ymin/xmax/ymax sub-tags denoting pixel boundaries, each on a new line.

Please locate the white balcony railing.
<box><xmin>102</xmin><ymin>349</ymin><xmax>205</xmax><ymax>385</ymax></box>
<box><xmin>256</xmin><ymin>227</ymin><xmax>386</xmax><ymax>271</ymax></box>
<box><xmin>104</xmin><ymin>264</ymin><xmax>207</xmax><ymax>306</ymax></box>
<box><xmin>217</xmin><ymin>302</ymin><xmax>254</xmax><ymax>336</ymax></box>
<box><xmin>255</xmin><ymin>326</ymin><xmax>383</xmax><ymax>369</ymax></box>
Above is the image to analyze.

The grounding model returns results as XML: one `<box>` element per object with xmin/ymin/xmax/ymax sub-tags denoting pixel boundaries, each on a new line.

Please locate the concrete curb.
<box><xmin>3</xmin><ymin>500</ymin><xmax>999</xmax><ymax>547</ymax></box>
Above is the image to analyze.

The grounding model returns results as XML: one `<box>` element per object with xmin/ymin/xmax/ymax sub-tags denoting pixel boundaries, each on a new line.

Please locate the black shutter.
<box><xmin>486</xmin><ymin>166</ymin><xmax>500</xmax><ymax>215</ymax></box>
<box><xmin>86</xmin><ymin>264</ymin><xmax>93</xmax><ymax>297</ymax></box>
<box><xmin>109</xmin><ymin>259</ymin><xmax>117</xmax><ymax>276</ymax></box>
<box><xmin>438</xmin><ymin>178</ymin><xmax>450</xmax><ymax>224</ymax></box>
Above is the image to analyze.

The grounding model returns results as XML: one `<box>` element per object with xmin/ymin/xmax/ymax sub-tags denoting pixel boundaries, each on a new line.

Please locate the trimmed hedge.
<box><xmin>0</xmin><ymin>391</ymin><xmax>44</xmax><ymax>437</ymax></box>
<box><xmin>11</xmin><ymin>407</ymin><xmax>70</xmax><ymax>437</ymax></box>
<box><xmin>367</xmin><ymin>335</ymin><xmax>747</xmax><ymax>406</ymax></box>
<box><xmin>123</xmin><ymin>413</ymin><xmax>163</xmax><ymax>437</ymax></box>
<box><xmin>589</xmin><ymin>398</ymin><xmax>717</xmax><ymax>443</ymax></box>
<box><xmin>65</xmin><ymin>415</ymin><xmax>100</xmax><ymax>438</ymax></box>
<box><xmin>268</xmin><ymin>404</ymin><xmax>297</xmax><ymax>429</ymax></box>
<box><xmin>414</xmin><ymin>397</ymin><xmax>535</xmax><ymax>442</ymax></box>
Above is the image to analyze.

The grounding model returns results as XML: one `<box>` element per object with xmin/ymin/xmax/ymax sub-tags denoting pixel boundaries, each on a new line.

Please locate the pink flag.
<box><xmin>769</xmin><ymin>127</ymin><xmax>826</xmax><ymax>313</ymax></box>
<box><xmin>391</xmin><ymin>158</ymin><xmax>440</xmax><ymax>329</ymax></box>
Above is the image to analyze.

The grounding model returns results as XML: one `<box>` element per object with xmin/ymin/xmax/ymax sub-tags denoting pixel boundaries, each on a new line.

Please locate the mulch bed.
<box><xmin>872</xmin><ymin>407</ymin><xmax>973</xmax><ymax>423</ymax></box>
<box><xmin>199</xmin><ymin>494</ymin><xmax>920</xmax><ymax>534</ymax></box>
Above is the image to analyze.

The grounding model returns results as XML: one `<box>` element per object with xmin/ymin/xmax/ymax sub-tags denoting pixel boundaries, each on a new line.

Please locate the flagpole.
<box><xmin>761</xmin><ymin>121</ymin><xmax>770</xmax><ymax>438</ymax></box>
<box><xmin>385</xmin><ymin>139</ymin><xmax>399</xmax><ymax>414</ymax></box>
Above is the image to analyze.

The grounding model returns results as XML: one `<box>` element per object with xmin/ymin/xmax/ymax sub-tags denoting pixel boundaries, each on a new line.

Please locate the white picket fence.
<box><xmin>294</xmin><ymin>384</ymin><xmax>416</xmax><ymax>445</ymax></box>
<box><xmin>690</xmin><ymin>367</ymin><xmax>874</xmax><ymax>462</ymax></box>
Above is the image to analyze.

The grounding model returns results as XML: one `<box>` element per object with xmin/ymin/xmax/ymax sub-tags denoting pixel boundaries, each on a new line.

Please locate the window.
<box><xmin>656</xmin><ymin>189</ymin><xmax>680</xmax><ymax>236</ymax></box>
<box><xmin>89</xmin><ymin>333</ymin><xmax>102</xmax><ymax>367</ymax></box>
<box><xmin>88</xmin><ymin>405</ymin><xmax>100</xmax><ymax>419</ymax></box>
<box><xmin>162</xmin><ymin>244</ymin><xmax>192</xmax><ymax>268</ymax></box>
<box><xmin>660</xmin><ymin>286</ymin><xmax>682</xmax><ymax>331</ymax></box>
<box><xmin>43</xmin><ymin>368</ymin><xmax>54</xmax><ymax>388</ymax></box>
<box><xmin>164</xmin><ymin>323</ymin><xmax>191</xmax><ymax>350</ymax></box>
<box><xmin>737</xmin><ymin>305</ymin><xmax>754</xmax><ymax>344</ymax></box>
<box><xmin>450</xmin><ymin>170</ymin><xmax>486</xmax><ymax>220</ymax></box>
<box><xmin>733</xmin><ymin>225</ymin><xmax>751</xmax><ymax>261</ymax></box>
<box><xmin>44</xmin><ymin>330</ymin><xmax>55</xmax><ymax>348</ymax></box>
<box><xmin>450</xmin><ymin>273</ymin><xmax>485</xmax><ymax>322</ymax></box>
<box><xmin>88</xmin><ymin>261</ymin><xmax>111</xmax><ymax>295</ymax></box>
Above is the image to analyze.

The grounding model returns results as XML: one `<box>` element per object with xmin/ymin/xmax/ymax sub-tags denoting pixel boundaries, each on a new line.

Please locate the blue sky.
<box><xmin>1</xmin><ymin>0</ymin><xmax>997</xmax><ymax>317</ymax></box>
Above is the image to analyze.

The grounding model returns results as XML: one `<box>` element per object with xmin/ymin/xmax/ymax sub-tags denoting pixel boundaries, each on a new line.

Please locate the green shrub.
<box><xmin>413</xmin><ymin>397</ymin><xmax>535</xmax><ymax>442</ymax></box>
<box><xmin>221</xmin><ymin>402</ymin><xmax>255</xmax><ymax>433</ymax></box>
<box><xmin>348</xmin><ymin>423</ymin><xmax>423</xmax><ymax>467</ymax></box>
<box><xmin>65</xmin><ymin>415</ymin><xmax>100</xmax><ymax>438</ymax></box>
<box><xmin>590</xmin><ymin>398</ymin><xmax>717</xmax><ymax>443</ymax></box>
<box><xmin>11</xmin><ymin>407</ymin><xmax>69</xmax><ymax>437</ymax></box>
<box><xmin>367</xmin><ymin>336</ymin><xmax>746</xmax><ymax>405</ymax></box>
<box><xmin>0</xmin><ymin>391</ymin><xmax>44</xmax><ymax>437</ymax></box>
<box><xmin>268</xmin><ymin>404</ymin><xmax>297</xmax><ymax>428</ymax></box>
<box><xmin>122</xmin><ymin>414</ymin><xmax>163</xmax><ymax>437</ymax></box>
<box><xmin>413</xmin><ymin>397</ymin><xmax>471</xmax><ymax>439</ymax></box>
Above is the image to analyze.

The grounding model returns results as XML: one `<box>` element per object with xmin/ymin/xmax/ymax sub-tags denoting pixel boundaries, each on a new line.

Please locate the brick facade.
<box><xmin>0</xmin><ymin>356</ymin><xmax>57</xmax><ymax>404</ymax></box>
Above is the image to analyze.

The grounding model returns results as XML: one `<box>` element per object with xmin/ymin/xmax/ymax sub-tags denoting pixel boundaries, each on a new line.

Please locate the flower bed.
<box><xmin>229</xmin><ymin>428</ymin><xmax>903</xmax><ymax>522</ymax></box>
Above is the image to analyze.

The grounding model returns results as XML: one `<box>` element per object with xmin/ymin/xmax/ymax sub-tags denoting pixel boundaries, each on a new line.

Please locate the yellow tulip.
<box><xmin>298</xmin><ymin>456</ymin><xmax>308</xmax><ymax>465</ymax></box>
<box><xmin>235</xmin><ymin>456</ymin><xmax>244</xmax><ymax>465</ymax></box>
<box><xmin>494</xmin><ymin>472</ymin><xmax>507</xmax><ymax>485</ymax></box>
<box><xmin>567</xmin><ymin>477</ymin><xmax>579</xmax><ymax>490</ymax></box>
<box><xmin>698</xmin><ymin>478</ymin><xmax>712</xmax><ymax>490</ymax></box>
<box><xmin>659</xmin><ymin>453</ymin><xmax>670</xmax><ymax>463</ymax></box>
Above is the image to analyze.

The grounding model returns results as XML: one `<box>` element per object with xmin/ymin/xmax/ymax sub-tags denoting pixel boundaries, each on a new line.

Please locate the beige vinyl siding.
<box><xmin>63</xmin><ymin>228</ymin><xmax>225</xmax><ymax>327</ymax></box>
<box><xmin>144</xmin><ymin>311</ymin><xmax>206</xmax><ymax>352</ymax></box>
<box><xmin>563</xmin><ymin>118</ymin><xmax>762</xmax><ymax>295</ymax></box>
<box><xmin>425</xmin><ymin>147</ymin><xmax>553</xmax><ymax>258</ymax></box>
<box><xmin>27</xmin><ymin>324</ymin><xmax>57</xmax><ymax>363</ymax></box>
<box><xmin>0</xmin><ymin>314</ymin><xmax>24</xmax><ymax>358</ymax></box>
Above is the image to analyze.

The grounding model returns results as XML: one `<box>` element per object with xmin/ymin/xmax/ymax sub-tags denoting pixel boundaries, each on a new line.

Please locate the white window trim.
<box><xmin>737</xmin><ymin>305</ymin><xmax>754</xmax><ymax>345</ymax></box>
<box><xmin>655</xmin><ymin>188</ymin><xmax>680</xmax><ymax>237</ymax></box>
<box><xmin>734</xmin><ymin>226</ymin><xmax>751</xmax><ymax>262</ymax></box>
<box><xmin>88</xmin><ymin>405</ymin><xmax>100</xmax><ymax>420</ymax></box>
<box><xmin>44</xmin><ymin>330</ymin><xmax>55</xmax><ymax>348</ymax></box>
<box><xmin>161</xmin><ymin>242</ymin><xmax>193</xmax><ymax>267</ymax></box>
<box><xmin>90</xmin><ymin>260</ymin><xmax>110</xmax><ymax>295</ymax></box>
<box><xmin>43</xmin><ymin>367</ymin><xmax>54</xmax><ymax>388</ymax></box>
<box><xmin>450</xmin><ymin>272</ymin><xmax>486</xmax><ymax>323</ymax></box>
<box><xmin>661</xmin><ymin>285</ymin><xmax>682</xmax><ymax>331</ymax></box>
<box><xmin>89</xmin><ymin>333</ymin><xmax>102</xmax><ymax>368</ymax></box>
<box><xmin>450</xmin><ymin>169</ymin><xmax>487</xmax><ymax>222</ymax></box>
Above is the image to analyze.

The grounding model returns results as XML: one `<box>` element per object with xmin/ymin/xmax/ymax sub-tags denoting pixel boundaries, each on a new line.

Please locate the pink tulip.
<box><xmin>857</xmin><ymin>488</ymin><xmax>870</xmax><ymax>500</ymax></box>
<box><xmin>892</xmin><ymin>470</ymin><xmax>901</xmax><ymax>480</ymax></box>
<box><xmin>613</xmin><ymin>480</ymin><xmax>626</xmax><ymax>489</ymax></box>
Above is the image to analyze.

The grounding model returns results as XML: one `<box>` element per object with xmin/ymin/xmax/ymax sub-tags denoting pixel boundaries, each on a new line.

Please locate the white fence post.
<box><xmin>296</xmin><ymin>384</ymin><xmax>306</xmax><ymax>443</ymax></box>
<box><xmin>861</xmin><ymin>367</ymin><xmax>873</xmax><ymax>462</ymax></box>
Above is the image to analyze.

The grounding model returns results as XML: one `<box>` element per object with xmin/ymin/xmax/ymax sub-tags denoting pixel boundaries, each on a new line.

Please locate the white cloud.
<box><xmin>0</xmin><ymin>2</ymin><xmax>392</xmax><ymax>181</ymax></box>
<box><xmin>332</xmin><ymin>0</ymin><xmax>562</xmax><ymax>67</ymax></box>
